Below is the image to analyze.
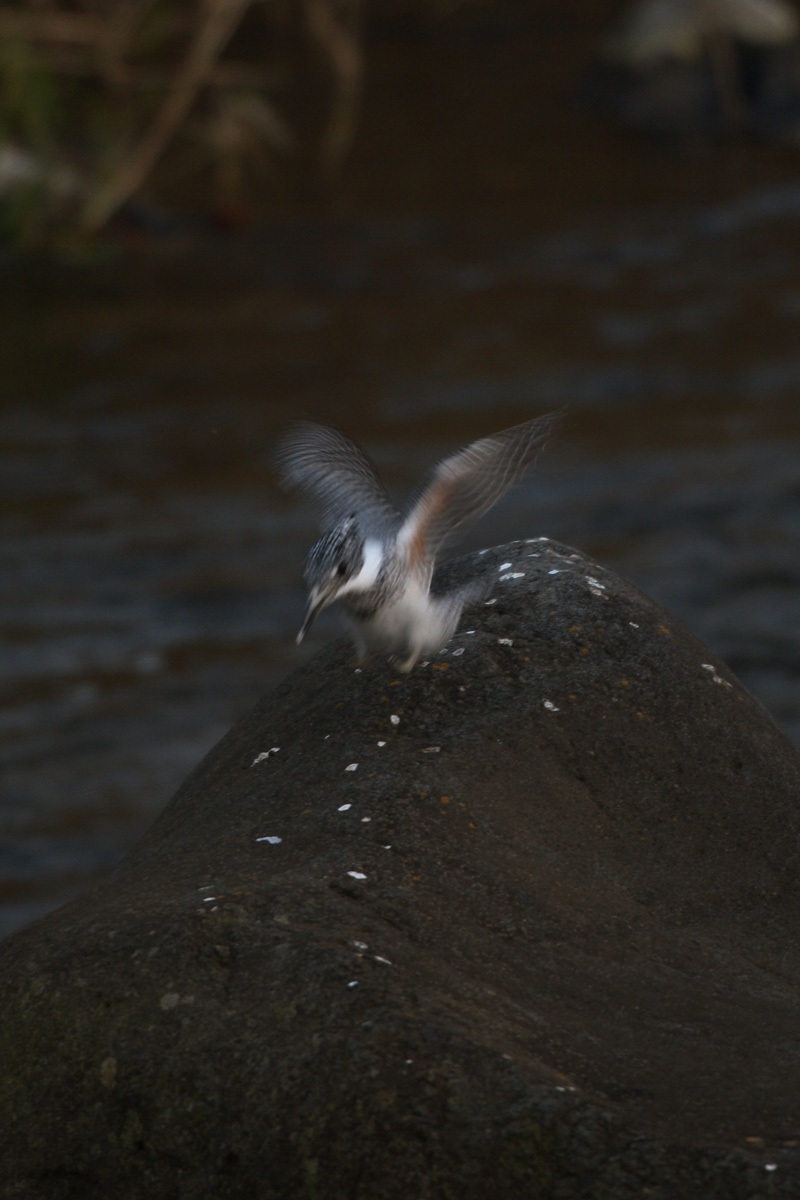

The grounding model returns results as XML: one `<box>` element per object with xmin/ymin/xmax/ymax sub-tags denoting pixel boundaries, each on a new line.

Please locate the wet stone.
<box><xmin>1</xmin><ymin>541</ymin><xmax>800</xmax><ymax>1199</ymax></box>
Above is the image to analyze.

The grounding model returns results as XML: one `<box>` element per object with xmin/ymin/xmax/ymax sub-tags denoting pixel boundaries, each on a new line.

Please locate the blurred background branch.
<box><xmin>0</xmin><ymin>0</ymin><xmax>370</xmax><ymax>239</ymax></box>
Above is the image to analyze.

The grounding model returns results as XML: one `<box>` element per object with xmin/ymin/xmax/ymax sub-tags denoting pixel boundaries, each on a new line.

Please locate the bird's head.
<box><xmin>296</xmin><ymin>516</ymin><xmax>364</xmax><ymax>643</ymax></box>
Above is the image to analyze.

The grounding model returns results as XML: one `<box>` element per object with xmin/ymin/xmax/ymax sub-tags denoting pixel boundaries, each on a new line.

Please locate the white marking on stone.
<box><xmin>347</xmin><ymin>871</ymin><xmax>367</xmax><ymax>880</ymax></box>
<box><xmin>202</xmin><ymin>896</ymin><xmax>217</xmax><ymax>902</ymax></box>
<box><xmin>390</xmin><ymin>714</ymin><xmax>400</xmax><ymax>725</ymax></box>
<box><xmin>348</xmin><ymin>980</ymin><xmax>359</xmax><ymax>988</ymax></box>
<box><xmin>452</xmin><ymin>648</ymin><xmax>464</xmax><ymax>656</ymax></box>
<box><xmin>338</xmin><ymin>803</ymin><xmax>352</xmax><ymax>812</ymax></box>
<box><xmin>498</xmin><ymin>561</ymin><xmax>513</xmax><ymax>570</ymax></box>
<box><xmin>354</xmin><ymin>940</ymin><xmax>368</xmax><ymax>950</ymax></box>
<box><xmin>354</xmin><ymin>668</ymin><xmax>362</xmax><ymax>674</ymax></box>
<box><xmin>498</xmin><ymin>638</ymin><xmax>513</xmax><ymax>646</ymax></box>
<box><xmin>252</xmin><ymin>748</ymin><xmax>280</xmax><ymax>765</ymax></box>
<box><xmin>543</xmin><ymin>700</ymin><xmax>559</xmax><ymax>712</ymax></box>
<box><xmin>256</xmin><ymin>835</ymin><xmax>282</xmax><ymax>844</ymax></box>
<box><xmin>585</xmin><ymin>577</ymin><xmax>605</xmax><ymax>589</ymax></box>
<box><xmin>422</xmin><ymin>746</ymin><xmax>440</xmax><ymax>753</ymax></box>
<box><xmin>374</xmin><ymin>956</ymin><xmax>392</xmax><ymax>965</ymax></box>
<box><xmin>629</xmin><ymin>622</ymin><xmax>639</xmax><ymax>628</ymax></box>
<box><xmin>361</xmin><ymin>817</ymin><xmax>371</xmax><ymax>822</ymax></box>
<box><xmin>377</xmin><ymin>740</ymin><xmax>386</xmax><ymax>747</ymax></box>
<box><xmin>701</xmin><ymin>663</ymin><xmax>732</xmax><ymax>689</ymax></box>
<box><xmin>765</xmin><ymin>1164</ymin><xmax>778</xmax><ymax>1171</ymax></box>
<box><xmin>499</xmin><ymin>571</ymin><xmax>525</xmax><ymax>581</ymax></box>
<box><xmin>345</xmin><ymin>762</ymin><xmax>358</xmax><ymax>771</ymax></box>
<box><xmin>548</xmin><ymin>569</ymin><xmax>560</xmax><ymax>575</ymax></box>
<box><xmin>465</xmin><ymin>630</ymin><xmax>475</xmax><ymax>634</ymax></box>
<box><xmin>485</xmin><ymin>598</ymin><xmax>497</xmax><ymax>605</ymax></box>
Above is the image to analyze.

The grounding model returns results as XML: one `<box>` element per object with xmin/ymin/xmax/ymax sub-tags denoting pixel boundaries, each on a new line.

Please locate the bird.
<box><xmin>275</xmin><ymin>414</ymin><xmax>558</xmax><ymax>672</ymax></box>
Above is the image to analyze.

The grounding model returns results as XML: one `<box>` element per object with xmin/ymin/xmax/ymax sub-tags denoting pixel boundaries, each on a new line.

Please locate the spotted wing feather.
<box><xmin>275</xmin><ymin>422</ymin><xmax>400</xmax><ymax>535</ymax></box>
<box><xmin>399</xmin><ymin>413</ymin><xmax>559</xmax><ymax>569</ymax></box>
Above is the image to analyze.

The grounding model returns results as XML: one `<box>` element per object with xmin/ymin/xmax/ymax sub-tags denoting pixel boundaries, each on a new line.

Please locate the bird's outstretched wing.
<box><xmin>275</xmin><ymin>421</ymin><xmax>400</xmax><ymax>535</ymax></box>
<box><xmin>398</xmin><ymin>412</ymin><xmax>560</xmax><ymax>570</ymax></box>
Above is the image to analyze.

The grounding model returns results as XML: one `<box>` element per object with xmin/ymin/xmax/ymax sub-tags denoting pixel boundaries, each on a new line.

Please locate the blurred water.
<box><xmin>2</xmin><ymin>23</ymin><xmax>800</xmax><ymax>938</ymax></box>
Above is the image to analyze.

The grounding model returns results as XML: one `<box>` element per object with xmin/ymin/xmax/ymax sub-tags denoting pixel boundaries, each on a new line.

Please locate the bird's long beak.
<box><xmin>296</xmin><ymin>586</ymin><xmax>331</xmax><ymax>644</ymax></box>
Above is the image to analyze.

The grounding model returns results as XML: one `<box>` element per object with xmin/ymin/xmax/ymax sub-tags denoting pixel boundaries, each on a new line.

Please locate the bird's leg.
<box><xmin>396</xmin><ymin>651</ymin><xmax>420</xmax><ymax>673</ymax></box>
<box><xmin>349</xmin><ymin>625</ymin><xmax>368</xmax><ymax>665</ymax></box>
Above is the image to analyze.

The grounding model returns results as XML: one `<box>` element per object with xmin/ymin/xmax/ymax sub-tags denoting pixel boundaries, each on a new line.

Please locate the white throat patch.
<box><xmin>337</xmin><ymin>537</ymin><xmax>383</xmax><ymax>598</ymax></box>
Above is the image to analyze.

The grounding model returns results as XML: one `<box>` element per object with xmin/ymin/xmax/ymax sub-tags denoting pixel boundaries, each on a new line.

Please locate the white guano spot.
<box><xmin>485</xmin><ymin>598</ymin><xmax>497</xmax><ymax>605</ymax></box>
<box><xmin>202</xmin><ymin>896</ymin><xmax>217</xmax><ymax>902</ymax></box>
<box><xmin>499</xmin><ymin>572</ymin><xmax>525</xmax><ymax>581</ymax></box>
<box><xmin>390</xmin><ymin>714</ymin><xmax>400</xmax><ymax>726</ymax></box>
<box><xmin>361</xmin><ymin>816</ymin><xmax>371</xmax><ymax>822</ymax></box>
<box><xmin>377</xmin><ymin>740</ymin><xmax>386</xmax><ymax>747</ymax></box>
<box><xmin>452</xmin><ymin>648</ymin><xmax>464</xmax><ymax>656</ymax></box>
<box><xmin>347</xmin><ymin>980</ymin><xmax>359</xmax><ymax>988</ymax></box>
<box><xmin>374</xmin><ymin>955</ymin><xmax>392</xmax><ymax>965</ymax></box>
<box><xmin>354</xmin><ymin>940</ymin><xmax>368</xmax><ymax>951</ymax></box>
<box><xmin>347</xmin><ymin>871</ymin><xmax>367</xmax><ymax>880</ymax></box>
<box><xmin>585</xmin><ymin>576</ymin><xmax>605</xmax><ymax>589</ymax></box>
<box><xmin>548</xmin><ymin>569</ymin><xmax>560</xmax><ymax>575</ymax></box>
<box><xmin>498</xmin><ymin>561</ymin><xmax>513</xmax><ymax>570</ymax></box>
<box><xmin>629</xmin><ymin>622</ymin><xmax>639</xmax><ymax>628</ymax></box>
<box><xmin>497</xmin><ymin>638</ymin><xmax>513</xmax><ymax>646</ymax></box>
<box><xmin>422</xmin><ymin>746</ymin><xmax>441</xmax><ymax>754</ymax></box>
<box><xmin>252</xmin><ymin>748</ymin><xmax>280</xmax><ymax>765</ymax></box>
<box><xmin>256</xmin><ymin>835</ymin><xmax>282</xmax><ymax>844</ymax></box>
<box><xmin>338</xmin><ymin>803</ymin><xmax>352</xmax><ymax>812</ymax></box>
<box><xmin>701</xmin><ymin>662</ymin><xmax>733</xmax><ymax>688</ymax></box>
<box><xmin>345</xmin><ymin>763</ymin><xmax>358</xmax><ymax>771</ymax></box>
<box><xmin>543</xmin><ymin>700</ymin><xmax>559</xmax><ymax>712</ymax></box>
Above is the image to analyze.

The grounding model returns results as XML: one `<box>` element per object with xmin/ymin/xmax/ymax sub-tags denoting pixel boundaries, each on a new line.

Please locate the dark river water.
<box><xmin>2</xmin><ymin>10</ymin><xmax>800</xmax><ymax>938</ymax></box>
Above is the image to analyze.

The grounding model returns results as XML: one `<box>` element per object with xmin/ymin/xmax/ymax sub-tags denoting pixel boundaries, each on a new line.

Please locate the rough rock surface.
<box><xmin>2</xmin><ymin>540</ymin><xmax>800</xmax><ymax>1200</ymax></box>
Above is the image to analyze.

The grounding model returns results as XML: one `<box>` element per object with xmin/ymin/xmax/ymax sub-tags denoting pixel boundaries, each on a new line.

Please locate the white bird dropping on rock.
<box><xmin>252</xmin><ymin>748</ymin><xmax>280</xmax><ymax>765</ymax></box>
<box><xmin>345</xmin><ymin>763</ymin><xmax>358</xmax><ymax>772</ymax></box>
<box><xmin>347</xmin><ymin>871</ymin><xmax>367</xmax><ymax>880</ymax></box>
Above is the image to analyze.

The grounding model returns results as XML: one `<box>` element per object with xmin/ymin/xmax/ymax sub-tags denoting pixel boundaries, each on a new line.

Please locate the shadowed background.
<box><xmin>2</xmin><ymin>0</ymin><xmax>800</xmax><ymax>938</ymax></box>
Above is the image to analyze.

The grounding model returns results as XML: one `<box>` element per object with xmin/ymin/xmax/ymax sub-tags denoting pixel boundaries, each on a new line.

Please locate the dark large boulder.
<box><xmin>2</xmin><ymin>540</ymin><xmax>800</xmax><ymax>1199</ymax></box>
